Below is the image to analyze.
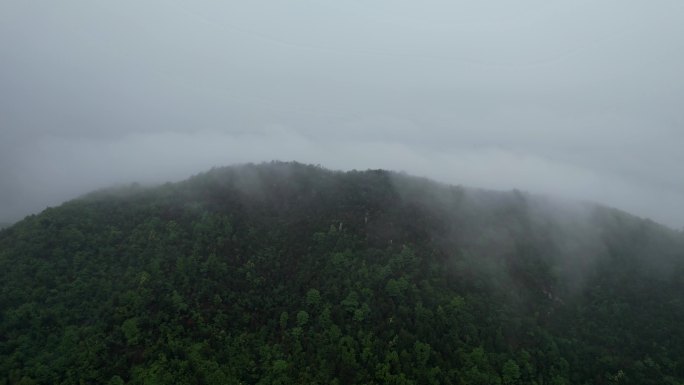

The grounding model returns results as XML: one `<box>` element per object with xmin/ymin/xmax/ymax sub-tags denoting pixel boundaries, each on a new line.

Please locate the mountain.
<box><xmin>1</xmin><ymin>161</ymin><xmax>683</xmax><ymax>385</ymax></box>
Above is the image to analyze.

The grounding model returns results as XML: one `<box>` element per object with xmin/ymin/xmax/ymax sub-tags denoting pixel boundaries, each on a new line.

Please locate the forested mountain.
<box><xmin>1</xmin><ymin>161</ymin><xmax>683</xmax><ymax>385</ymax></box>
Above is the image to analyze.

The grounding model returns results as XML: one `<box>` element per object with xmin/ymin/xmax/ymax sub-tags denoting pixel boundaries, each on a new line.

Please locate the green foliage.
<box><xmin>121</xmin><ymin>318</ymin><xmax>140</xmax><ymax>346</ymax></box>
<box><xmin>0</xmin><ymin>161</ymin><xmax>683</xmax><ymax>384</ymax></box>
<box><xmin>502</xmin><ymin>359</ymin><xmax>521</xmax><ymax>385</ymax></box>
<box><xmin>305</xmin><ymin>288</ymin><xmax>321</xmax><ymax>308</ymax></box>
<box><xmin>279</xmin><ymin>311</ymin><xmax>289</xmax><ymax>330</ymax></box>
<box><xmin>296</xmin><ymin>311</ymin><xmax>309</xmax><ymax>327</ymax></box>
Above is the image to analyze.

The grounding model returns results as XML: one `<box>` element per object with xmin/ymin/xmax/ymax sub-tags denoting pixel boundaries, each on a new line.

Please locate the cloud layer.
<box><xmin>1</xmin><ymin>0</ymin><xmax>683</xmax><ymax>228</ymax></box>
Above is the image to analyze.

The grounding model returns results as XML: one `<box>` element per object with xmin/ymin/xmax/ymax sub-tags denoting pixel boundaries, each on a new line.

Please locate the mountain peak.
<box><xmin>1</xmin><ymin>162</ymin><xmax>683</xmax><ymax>384</ymax></box>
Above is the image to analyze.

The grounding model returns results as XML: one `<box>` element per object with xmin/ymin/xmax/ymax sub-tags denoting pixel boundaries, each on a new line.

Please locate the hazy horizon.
<box><xmin>2</xmin><ymin>1</ymin><xmax>683</xmax><ymax>228</ymax></box>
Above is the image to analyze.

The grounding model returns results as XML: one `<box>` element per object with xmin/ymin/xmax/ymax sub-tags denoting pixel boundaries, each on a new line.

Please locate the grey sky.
<box><xmin>1</xmin><ymin>0</ymin><xmax>683</xmax><ymax>228</ymax></box>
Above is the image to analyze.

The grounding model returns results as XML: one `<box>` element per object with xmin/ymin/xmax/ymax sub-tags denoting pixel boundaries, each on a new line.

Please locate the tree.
<box><xmin>502</xmin><ymin>359</ymin><xmax>521</xmax><ymax>385</ymax></box>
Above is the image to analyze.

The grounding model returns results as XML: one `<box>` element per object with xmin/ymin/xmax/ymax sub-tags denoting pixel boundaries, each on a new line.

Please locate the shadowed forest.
<box><xmin>1</xmin><ymin>162</ymin><xmax>683</xmax><ymax>384</ymax></box>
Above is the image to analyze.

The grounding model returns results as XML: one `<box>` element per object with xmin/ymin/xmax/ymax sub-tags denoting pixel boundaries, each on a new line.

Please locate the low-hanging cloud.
<box><xmin>1</xmin><ymin>0</ymin><xmax>683</xmax><ymax>228</ymax></box>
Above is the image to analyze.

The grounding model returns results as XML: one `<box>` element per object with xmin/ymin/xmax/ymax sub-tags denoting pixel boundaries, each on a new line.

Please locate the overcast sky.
<box><xmin>1</xmin><ymin>0</ymin><xmax>683</xmax><ymax>228</ymax></box>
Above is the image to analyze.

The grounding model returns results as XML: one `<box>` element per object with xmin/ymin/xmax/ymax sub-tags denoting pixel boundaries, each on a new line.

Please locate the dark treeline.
<box><xmin>1</xmin><ymin>161</ymin><xmax>683</xmax><ymax>384</ymax></box>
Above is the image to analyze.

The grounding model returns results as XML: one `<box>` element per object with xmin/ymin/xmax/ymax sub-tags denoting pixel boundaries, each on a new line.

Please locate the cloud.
<box><xmin>2</xmin><ymin>128</ymin><xmax>682</xmax><ymax>229</ymax></box>
<box><xmin>1</xmin><ymin>0</ymin><xmax>683</xmax><ymax>228</ymax></box>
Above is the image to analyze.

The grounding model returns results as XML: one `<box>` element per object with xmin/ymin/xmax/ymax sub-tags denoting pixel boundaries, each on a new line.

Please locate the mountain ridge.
<box><xmin>1</xmin><ymin>161</ymin><xmax>683</xmax><ymax>384</ymax></box>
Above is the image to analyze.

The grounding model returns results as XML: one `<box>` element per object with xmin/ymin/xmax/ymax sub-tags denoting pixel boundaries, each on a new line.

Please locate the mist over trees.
<box><xmin>1</xmin><ymin>162</ymin><xmax>683</xmax><ymax>384</ymax></box>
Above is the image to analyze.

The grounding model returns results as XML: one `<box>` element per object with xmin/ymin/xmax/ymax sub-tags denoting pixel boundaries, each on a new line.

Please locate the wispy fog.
<box><xmin>1</xmin><ymin>1</ymin><xmax>683</xmax><ymax>228</ymax></box>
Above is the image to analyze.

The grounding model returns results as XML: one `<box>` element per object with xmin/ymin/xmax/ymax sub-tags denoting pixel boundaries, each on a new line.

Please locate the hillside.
<box><xmin>1</xmin><ymin>161</ymin><xmax>683</xmax><ymax>385</ymax></box>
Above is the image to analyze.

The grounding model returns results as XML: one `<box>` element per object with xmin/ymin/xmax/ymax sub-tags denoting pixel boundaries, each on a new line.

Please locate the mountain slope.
<box><xmin>1</xmin><ymin>162</ymin><xmax>683</xmax><ymax>385</ymax></box>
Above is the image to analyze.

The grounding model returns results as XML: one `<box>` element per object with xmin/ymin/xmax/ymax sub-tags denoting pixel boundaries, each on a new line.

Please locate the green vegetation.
<box><xmin>1</xmin><ymin>161</ymin><xmax>683</xmax><ymax>384</ymax></box>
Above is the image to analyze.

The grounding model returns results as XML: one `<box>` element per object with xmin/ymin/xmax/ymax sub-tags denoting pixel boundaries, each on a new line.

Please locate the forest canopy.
<box><xmin>1</xmin><ymin>162</ymin><xmax>683</xmax><ymax>385</ymax></box>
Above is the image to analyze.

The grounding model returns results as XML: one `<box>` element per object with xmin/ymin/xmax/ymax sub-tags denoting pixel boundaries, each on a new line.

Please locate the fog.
<box><xmin>1</xmin><ymin>0</ymin><xmax>683</xmax><ymax>228</ymax></box>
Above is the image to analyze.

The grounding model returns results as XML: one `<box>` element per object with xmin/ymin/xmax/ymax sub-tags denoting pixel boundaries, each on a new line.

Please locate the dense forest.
<box><xmin>1</xmin><ymin>161</ymin><xmax>683</xmax><ymax>384</ymax></box>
